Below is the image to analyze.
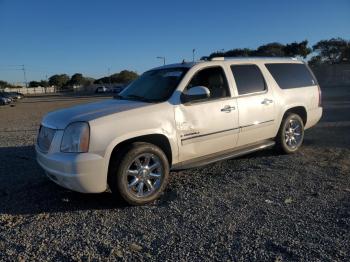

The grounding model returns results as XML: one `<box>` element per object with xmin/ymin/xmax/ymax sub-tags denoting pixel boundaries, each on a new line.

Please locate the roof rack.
<box><xmin>210</xmin><ymin>56</ymin><xmax>299</xmax><ymax>61</ymax></box>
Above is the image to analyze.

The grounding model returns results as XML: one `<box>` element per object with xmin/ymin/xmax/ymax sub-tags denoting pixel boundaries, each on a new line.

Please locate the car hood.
<box><xmin>42</xmin><ymin>99</ymin><xmax>149</xmax><ymax>129</ymax></box>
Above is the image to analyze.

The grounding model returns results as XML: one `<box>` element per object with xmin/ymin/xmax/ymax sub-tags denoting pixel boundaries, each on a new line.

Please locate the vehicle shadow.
<box><xmin>0</xmin><ymin>144</ymin><xmax>278</xmax><ymax>216</ymax></box>
<box><xmin>0</xmin><ymin>146</ymin><xmax>127</xmax><ymax>216</ymax></box>
<box><xmin>1</xmin><ymin>121</ymin><xmax>348</xmax><ymax>216</ymax></box>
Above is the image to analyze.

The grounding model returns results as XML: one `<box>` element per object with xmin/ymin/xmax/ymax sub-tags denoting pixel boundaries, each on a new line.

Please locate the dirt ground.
<box><xmin>0</xmin><ymin>88</ymin><xmax>349</xmax><ymax>261</ymax></box>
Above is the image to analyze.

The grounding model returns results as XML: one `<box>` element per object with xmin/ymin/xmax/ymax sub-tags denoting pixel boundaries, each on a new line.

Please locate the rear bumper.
<box><xmin>36</xmin><ymin>145</ymin><xmax>107</xmax><ymax>193</ymax></box>
<box><xmin>305</xmin><ymin>107</ymin><xmax>323</xmax><ymax>129</ymax></box>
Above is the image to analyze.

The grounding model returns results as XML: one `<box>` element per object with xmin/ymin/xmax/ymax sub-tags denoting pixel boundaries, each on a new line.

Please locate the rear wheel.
<box><xmin>108</xmin><ymin>142</ymin><xmax>169</xmax><ymax>205</ymax></box>
<box><xmin>276</xmin><ymin>113</ymin><xmax>304</xmax><ymax>154</ymax></box>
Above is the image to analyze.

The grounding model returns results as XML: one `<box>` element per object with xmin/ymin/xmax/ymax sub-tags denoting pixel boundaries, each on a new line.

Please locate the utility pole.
<box><xmin>21</xmin><ymin>65</ymin><xmax>27</xmax><ymax>87</ymax></box>
<box><xmin>192</xmin><ymin>49</ymin><xmax>196</xmax><ymax>62</ymax></box>
<box><xmin>45</xmin><ymin>74</ymin><xmax>48</xmax><ymax>93</ymax></box>
<box><xmin>156</xmin><ymin>56</ymin><xmax>166</xmax><ymax>65</ymax></box>
<box><xmin>108</xmin><ymin>67</ymin><xmax>111</xmax><ymax>87</ymax></box>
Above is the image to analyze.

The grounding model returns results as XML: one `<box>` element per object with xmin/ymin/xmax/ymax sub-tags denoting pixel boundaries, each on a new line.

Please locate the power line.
<box><xmin>0</xmin><ymin>64</ymin><xmax>27</xmax><ymax>86</ymax></box>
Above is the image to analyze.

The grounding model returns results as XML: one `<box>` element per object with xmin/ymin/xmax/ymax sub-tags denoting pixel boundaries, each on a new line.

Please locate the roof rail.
<box><xmin>210</xmin><ymin>57</ymin><xmax>225</xmax><ymax>61</ymax></box>
<box><xmin>210</xmin><ymin>56</ymin><xmax>299</xmax><ymax>61</ymax></box>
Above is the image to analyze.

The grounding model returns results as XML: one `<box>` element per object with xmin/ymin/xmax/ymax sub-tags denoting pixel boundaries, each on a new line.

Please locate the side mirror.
<box><xmin>181</xmin><ymin>86</ymin><xmax>210</xmax><ymax>103</ymax></box>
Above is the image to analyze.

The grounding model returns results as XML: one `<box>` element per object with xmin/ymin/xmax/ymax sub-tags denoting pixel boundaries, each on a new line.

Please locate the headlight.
<box><xmin>60</xmin><ymin>122</ymin><xmax>90</xmax><ymax>153</ymax></box>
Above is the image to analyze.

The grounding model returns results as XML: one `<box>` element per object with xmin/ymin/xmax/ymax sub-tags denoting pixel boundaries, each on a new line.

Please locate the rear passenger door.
<box><xmin>230</xmin><ymin>64</ymin><xmax>276</xmax><ymax>146</ymax></box>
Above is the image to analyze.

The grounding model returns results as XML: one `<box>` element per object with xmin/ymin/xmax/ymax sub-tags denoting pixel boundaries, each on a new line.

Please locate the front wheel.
<box><xmin>276</xmin><ymin>113</ymin><xmax>304</xmax><ymax>154</ymax></box>
<box><xmin>108</xmin><ymin>142</ymin><xmax>170</xmax><ymax>205</ymax></box>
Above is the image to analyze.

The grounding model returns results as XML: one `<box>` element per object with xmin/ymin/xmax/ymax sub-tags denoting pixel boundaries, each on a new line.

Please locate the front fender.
<box><xmin>103</xmin><ymin>129</ymin><xmax>178</xmax><ymax>168</ymax></box>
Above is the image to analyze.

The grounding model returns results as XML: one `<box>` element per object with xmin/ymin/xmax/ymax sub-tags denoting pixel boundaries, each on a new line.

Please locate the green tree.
<box><xmin>83</xmin><ymin>77</ymin><xmax>95</xmax><ymax>86</ymax></box>
<box><xmin>312</xmin><ymin>37</ymin><xmax>350</xmax><ymax>64</ymax></box>
<box><xmin>225</xmin><ymin>48</ymin><xmax>253</xmax><ymax>57</ymax></box>
<box><xmin>94</xmin><ymin>70</ymin><xmax>138</xmax><ymax>84</ymax></box>
<box><xmin>0</xmin><ymin>80</ymin><xmax>9</xmax><ymax>89</ymax></box>
<box><xmin>69</xmin><ymin>73</ymin><xmax>85</xmax><ymax>86</ymax></box>
<box><xmin>308</xmin><ymin>55</ymin><xmax>323</xmax><ymax>66</ymax></box>
<box><xmin>207</xmin><ymin>49</ymin><xmax>253</xmax><ymax>59</ymax></box>
<box><xmin>255</xmin><ymin>42</ymin><xmax>285</xmax><ymax>57</ymax></box>
<box><xmin>94</xmin><ymin>77</ymin><xmax>109</xmax><ymax>84</ymax></box>
<box><xmin>207</xmin><ymin>51</ymin><xmax>226</xmax><ymax>60</ymax></box>
<box><xmin>48</xmin><ymin>74</ymin><xmax>69</xmax><ymax>89</ymax></box>
<box><xmin>111</xmin><ymin>70</ymin><xmax>138</xmax><ymax>83</ymax></box>
<box><xmin>206</xmin><ymin>40</ymin><xmax>312</xmax><ymax>59</ymax></box>
<box><xmin>40</xmin><ymin>80</ymin><xmax>49</xmax><ymax>87</ymax></box>
<box><xmin>29</xmin><ymin>81</ymin><xmax>41</xmax><ymax>87</ymax></box>
<box><xmin>284</xmin><ymin>40</ymin><xmax>312</xmax><ymax>58</ymax></box>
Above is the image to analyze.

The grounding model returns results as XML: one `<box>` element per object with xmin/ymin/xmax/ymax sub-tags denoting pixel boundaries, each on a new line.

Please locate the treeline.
<box><xmin>0</xmin><ymin>80</ymin><xmax>22</xmax><ymax>89</ymax></box>
<box><xmin>94</xmin><ymin>70</ymin><xmax>139</xmax><ymax>85</ymax></box>
<box><xmin>30</xmin><ymin>70</ymin><xmax>139</xmax><ymax>89</ymax></box>
<box><xmin>202</xmin><ymin>37</ymin><xmax>350</xmax><ymax>65</ymax></box>
<box><xmin>0</xmin><ymin>70</ymin><xmax>139</xmax><ymax>90</ymax></box>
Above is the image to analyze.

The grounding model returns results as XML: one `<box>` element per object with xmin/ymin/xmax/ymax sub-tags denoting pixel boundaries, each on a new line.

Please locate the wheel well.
<box><xmin>284</xmin><ymin>106</ymin><xmax>307</xmax><ymax>125</ymax></box>
<box><xmin>109</xmin><ymin>134</ymin><xmax>173</xmax><ymax>166</ymax></box>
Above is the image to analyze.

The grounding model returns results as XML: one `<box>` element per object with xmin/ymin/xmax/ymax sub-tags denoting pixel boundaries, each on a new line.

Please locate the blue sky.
<box><xmin>0</xmin><ymin>0</ymin><xmax>349</xmax><ymax>84</ymax></box>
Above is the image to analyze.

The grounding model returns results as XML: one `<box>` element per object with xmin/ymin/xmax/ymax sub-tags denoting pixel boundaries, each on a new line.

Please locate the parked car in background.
<box><xmin>0</xmin><ymin>96</ymin><xmax>11</xmax><ymax>105</ymax></box>
<box><xmin>0</xmin><ymin>92</ymin><xmax>14</xmax><ymax>103</ymax></box>
<box><xmin>4</xmin><ymin>92</ymin><xmax>20</xmax><ymax>101</ymax></box>
<box><xmin>95</xmin><ymin>86</ymin><xmax>110</xmax><ymax>93</ymax></box>
<box><xmin>8</xmin><ymin>92</ymin><xmax>24</xmax><ymax>100</ymax></box>
<box><xmin>111</xmin><ymin>85</ymin><xmax>127</xmax><ymax>94</ymax></box>
<box><xmin>111</xmin><ymin>87</ymin><xmax>121</xmax><ymax>93</ymax></box>
<box><xmin>36</xmin><ymin>57</ymin><xmax>322</xmax><ymax>205</ymax></box>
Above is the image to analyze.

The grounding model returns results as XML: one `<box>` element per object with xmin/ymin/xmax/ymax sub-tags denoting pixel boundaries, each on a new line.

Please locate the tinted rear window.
<box><xmin>265</xmin><ymin>63</ymin><xmax>316</xmax><ymax>89</ymax></box>
<box><xmin>230</xmin><ymin>65</ymin><xmax>266</xmax><ymax>95</ymax></box>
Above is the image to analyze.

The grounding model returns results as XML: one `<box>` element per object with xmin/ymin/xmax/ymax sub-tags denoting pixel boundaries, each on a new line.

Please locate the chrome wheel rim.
<box><xmin>125</xmin><ymin>153</ymin><xmax>163</xmax><ymax>198</ymax></box>
<box><xmin>285</xmin><ymin>118</ymin><xmax>302</xmax><ymax>149</ymax></box>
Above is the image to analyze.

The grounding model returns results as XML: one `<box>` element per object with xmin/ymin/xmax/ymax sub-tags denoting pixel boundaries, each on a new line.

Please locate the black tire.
<box><xmin>276</xmin><ymin>113</ymin><xmax>304</xmax><ymax>154</ymax></box>
<box><xmin>108</xmin><ymin>142</ymin><xmax>170</xmax><ymax>205</ymax></box>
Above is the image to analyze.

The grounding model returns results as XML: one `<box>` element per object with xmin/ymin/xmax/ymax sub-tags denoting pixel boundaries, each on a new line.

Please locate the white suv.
<box><xmin>36</xmin><ymin>57</ymin><xmax>322</xmax><ymax>205</ymax></box>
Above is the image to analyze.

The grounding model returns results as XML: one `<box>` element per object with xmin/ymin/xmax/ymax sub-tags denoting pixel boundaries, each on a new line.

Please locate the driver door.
<box><xmin>174</xmin><ymin>66</ymin><xmax>239</xmax><ymax>162</ymax></box>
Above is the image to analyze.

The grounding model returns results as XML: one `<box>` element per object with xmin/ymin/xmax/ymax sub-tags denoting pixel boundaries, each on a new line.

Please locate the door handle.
<box><xmin>221</xmin><ymin>105</ymin><xmax>235</xmax><ymax>113</ymax></box>
<box><xmin>261</xmin><ymin>98</ymin><xmax>273</xmax><ymax>105</ymax></box>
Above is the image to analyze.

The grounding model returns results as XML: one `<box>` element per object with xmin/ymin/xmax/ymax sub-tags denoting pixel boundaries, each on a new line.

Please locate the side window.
<box><xmin>265</xmin><ymin>63</ymin><xmax>317</xmax><ymax>89</ymax></box>
<box><xmin>230</xmin><ymin>65</ymin><xmax>266</xmax><ymax>95</ymax></box>
<box><xmin>186</xmin><ymin>67</ymin><xmax>230</xmax><ymax>100</ymax></box>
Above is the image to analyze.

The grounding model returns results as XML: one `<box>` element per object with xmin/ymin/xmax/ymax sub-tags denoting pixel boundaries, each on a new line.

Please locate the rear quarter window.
<box><xmin>265</xmin><ymin>63</ymin><xmax>317</xmax><ymax>89</ymax></box>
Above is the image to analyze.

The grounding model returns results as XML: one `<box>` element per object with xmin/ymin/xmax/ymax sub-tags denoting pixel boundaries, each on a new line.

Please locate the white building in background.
<box><xmin>4</xmin><ymin>86</ymin><xmax>55</xmax><ymax>94</ymax></box>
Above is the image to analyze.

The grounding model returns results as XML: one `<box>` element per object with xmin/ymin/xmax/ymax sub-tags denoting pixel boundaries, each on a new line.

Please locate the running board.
<box><xmin>171</xmin><ymin>139</ymin><xmax>275</xmax><ymax>171</ymax></box>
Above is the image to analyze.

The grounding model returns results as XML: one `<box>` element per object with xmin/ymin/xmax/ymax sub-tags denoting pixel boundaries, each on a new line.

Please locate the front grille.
<box><xmin>37</xmin><ymin>125</ymin><xmax>56</xmax><ymax>153</ymax></box>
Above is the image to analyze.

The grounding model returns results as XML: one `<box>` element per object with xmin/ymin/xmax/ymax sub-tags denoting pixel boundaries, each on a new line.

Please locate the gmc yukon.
<box><xmin>36</xmin><ymin>57</ymin><xmax>322</xmax><ymax>205</ymax></box>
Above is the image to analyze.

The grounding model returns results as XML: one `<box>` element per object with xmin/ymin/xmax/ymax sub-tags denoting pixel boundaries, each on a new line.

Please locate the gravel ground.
<box><xmin>0</xmin><ymin>89</ymin><xmax>349</xmax><ymax>261</ymax></box>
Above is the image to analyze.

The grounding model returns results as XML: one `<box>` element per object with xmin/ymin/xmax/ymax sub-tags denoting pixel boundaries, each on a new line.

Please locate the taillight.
<box><xmin>318</xmin><ymin>85</ymin><xmax>322</xmax><ymax>107</ymax></box>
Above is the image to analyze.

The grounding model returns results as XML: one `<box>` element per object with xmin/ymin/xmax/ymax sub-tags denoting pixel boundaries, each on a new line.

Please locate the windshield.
<box><xmin>117</xmin><ymin>68</ymin><xmax>188</xmax><ymax>102</ymax></box>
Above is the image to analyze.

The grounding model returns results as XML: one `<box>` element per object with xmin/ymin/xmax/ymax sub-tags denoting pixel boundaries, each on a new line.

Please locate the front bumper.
<box><xmin>36</xmin><ymin>145</ymin><xmax>107</xmax><ymax>193</ymax></box>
